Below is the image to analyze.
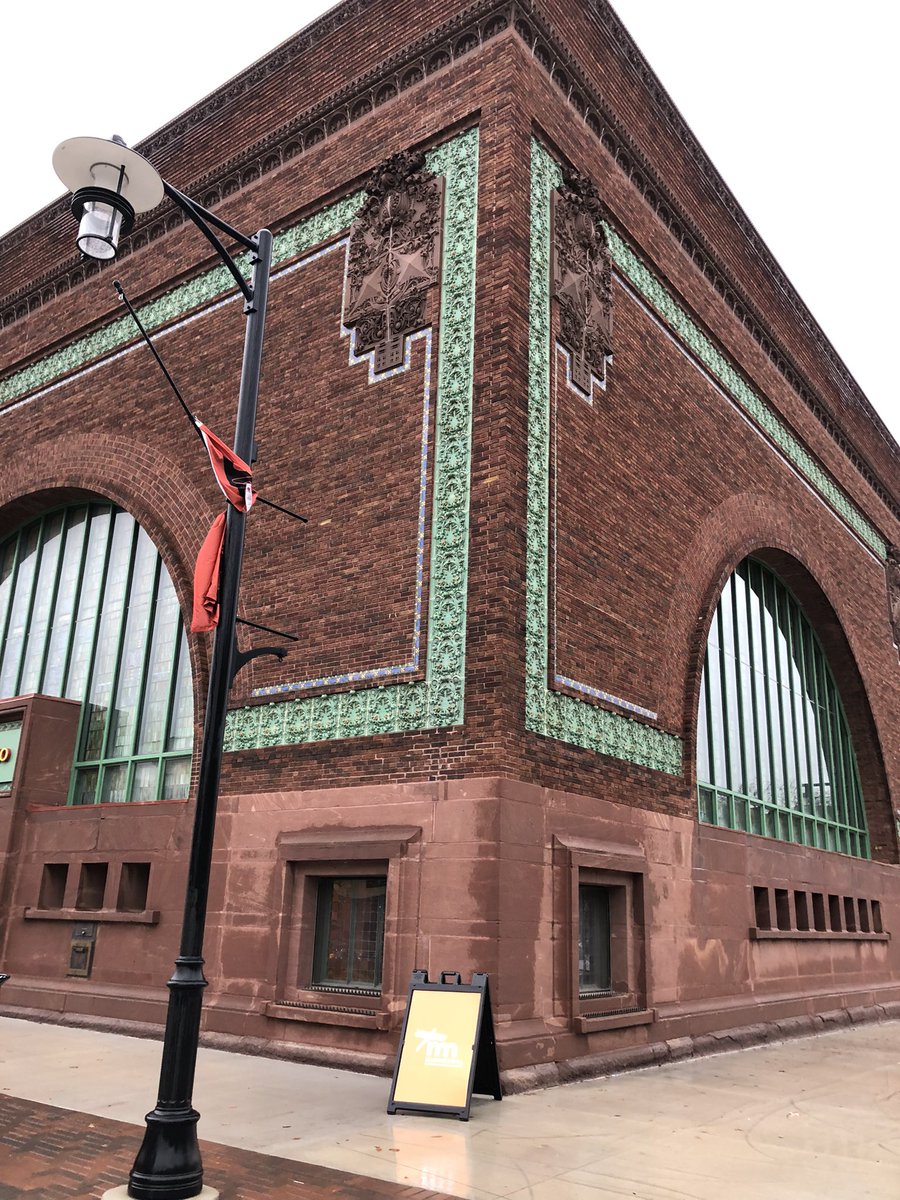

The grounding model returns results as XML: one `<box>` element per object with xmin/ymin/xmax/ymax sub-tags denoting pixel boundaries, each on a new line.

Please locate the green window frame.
<box><xmin>311</xmin><ymin>876</ymin><xmax>386</xmax><ymax>991</ymax></box>
<box><xmin>697</xmin><ymin>557</ymin><xmax>869</xmax><ymax>857</ymax></box>
<box><xmin>0</xmin><ymin>503</ymin><xmax>192</xmax><ymax>805</ymax></box>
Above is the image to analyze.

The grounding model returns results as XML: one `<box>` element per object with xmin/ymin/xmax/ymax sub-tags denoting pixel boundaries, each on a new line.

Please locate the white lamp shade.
<box><xmin>52</xmin><ymin>137</ymin><xmax>164</xmax><ymax>214</ymax></box>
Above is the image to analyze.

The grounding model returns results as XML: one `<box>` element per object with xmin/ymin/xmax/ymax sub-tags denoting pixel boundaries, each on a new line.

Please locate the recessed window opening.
<box><xmin>76</xmin><ymin>862</ymin><xmax>108</xmax><ymax>910</ymax></box>
<box><xmin>828</xmin><ymin>894</ymin><xmax>843</xmax><ymax>931</ymax></box>
<box><xmin>872</xmin><ymin>901</ymin><xmax>884</xmax><ymax>934</ymax></box>
<box><xmin>579</xmin><ymin>884</ymin><xmax>612</xmax><ymax>994</ymax></box>
<box><xmin>0</xmin><ymin>504</ymin><xmax>193</xmax><ymax>805</ymax></box>
<box><xmin>117</xmin><ymin>862</ymin><xmax>151</xmax><ymax>912</ymax></box>
<box><xmin>857</xmin><ymin>898</ymin><xmax>870</xmax><ymax>933</ymax></box>
<box><xmin>774</xmin><ymin>888</ymin><xmax>791</xmax><ymax>931</ymax></box>
<box><xmin>811</xmin><ymin>892</ymin><xmax>827</xmax><ymax>931</ymax></box>
<box><xmin>311</xmin><ymin>877</ymin><xmax>386</xmax><ymax>991</ymax></box>
<box><xmin>794</xmin><ymin>891</ymin><xmax>810</xmax><ymax>931</ymax></box>
<box><xmin>753</xmin><ymin>885</ymin><xmax>771</xmax><ymax>930</ymax></box>
<box><xmin>696</xmin><ymin>557</ymin><xmax>869</xmax><ymax>857</ymax></box>
<box><xmin>843</xmin><ymin>896</ymin><xmax>857</xmax><ymax>932</ymax></box>
<box><xmin>38</xmin><ymin>863</ymin><xmax>68</xmax><ymax>909</ymax></box>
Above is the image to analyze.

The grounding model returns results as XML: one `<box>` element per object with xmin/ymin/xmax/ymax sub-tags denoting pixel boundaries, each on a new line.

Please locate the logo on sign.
<box><xmin>0</xmin><ymin>748</ymin><xmax>12</xmax><ymax>764</ymax></box>
<box><xmin>414</xmin><ymin>1027</ymin><xmax>465</xmax><ymax>1069</ymax></box>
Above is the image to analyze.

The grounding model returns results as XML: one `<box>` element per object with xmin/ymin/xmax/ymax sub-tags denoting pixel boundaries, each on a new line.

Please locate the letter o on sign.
<box><xmin>0</xmin><ymin>748</ymin><xmax>11</xmax><ymax>763</ymax></box>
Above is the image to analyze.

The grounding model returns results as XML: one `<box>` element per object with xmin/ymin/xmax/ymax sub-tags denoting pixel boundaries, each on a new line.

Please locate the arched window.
<box><xmin>697</xmin><ymin>557</ymin><xmax>868</xmax><ymax>857</ymax></box>
<box><xmin>0</xmin><ymin>503</ymin><xmax>192</xmax><ymax>805</ymax></box>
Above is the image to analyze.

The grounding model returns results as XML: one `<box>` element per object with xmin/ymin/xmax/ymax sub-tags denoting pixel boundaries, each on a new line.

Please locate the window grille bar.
<box><xmin>44</xmin><ymin>508</ymin><xmax>89</xmax><ymax>696</ymax></box>
<box><xmin>28</xmin><ymin>512</ymin><xmax>68</xmax><ymax>696</ymax></box>
<box><xmin>0</xmin><ymin>532</ymin><xmax>24</xmax><ymax>693</ymax></box>
<box><xmin>697</xmin><ymin>558</ymin><xmax>869</xmax><ymax>857</ymax></box>
<box><xmin>69</xmin><ymin>505</ymin><xmax>116</xmax><ymax>803</ymax></box>
<box><xmin>10</xmin><ymin>519</ymin><xmax>45</xmax><ymax>698</ymax></box>
<box><xmin>742</xmin><ymin>562</ymin><xmax>764</xmax><ymax>828</ymax></box>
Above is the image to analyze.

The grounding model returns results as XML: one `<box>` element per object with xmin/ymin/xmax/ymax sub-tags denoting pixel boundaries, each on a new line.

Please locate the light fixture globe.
<box><xmin>52</xmin><ymin>136</ymin><xmax>165</xmax><ymax>260</ymax></box>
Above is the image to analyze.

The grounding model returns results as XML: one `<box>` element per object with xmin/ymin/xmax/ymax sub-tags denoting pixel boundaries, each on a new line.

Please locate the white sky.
<box><xmin>4</xmin><ymin>1</ymin><xmax>898</xmax><ymax>449</ymax></box>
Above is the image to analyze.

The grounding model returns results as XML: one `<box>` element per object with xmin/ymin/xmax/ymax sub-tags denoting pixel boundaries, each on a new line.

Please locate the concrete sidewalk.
<box><xmin>2</xmin><ymin>1015</ymin><xmax>900</xmax><ymax>1199</ymax></box>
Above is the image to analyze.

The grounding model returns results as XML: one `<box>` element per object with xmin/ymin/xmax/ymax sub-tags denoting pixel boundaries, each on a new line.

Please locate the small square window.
<box><xmin>117</xmin><ymin>862</ymin><xmax>150</xmax><ymax>912</ymax></box>
<box><xmin>76</xmin><ymin>862</ymin><xmax>108</xmax><ymax>910</ymax></box>
<box><xmin>312</xmin><ymin>877</ymin><xmax>386</xmax><ymax>991</ymax></box>
<box><xmin>39</xmin><ymin>863</ymin><xmax>68</xmax><ymax>909</ymax></box>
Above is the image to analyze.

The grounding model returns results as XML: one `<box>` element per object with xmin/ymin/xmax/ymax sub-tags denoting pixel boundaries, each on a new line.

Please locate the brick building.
<box><xmin>1</xmin><ymin>0</ymin><xmax>899</xmax><ymax>1085</ymax></box>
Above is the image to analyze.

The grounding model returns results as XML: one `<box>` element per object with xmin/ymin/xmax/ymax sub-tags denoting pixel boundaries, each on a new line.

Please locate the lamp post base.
<box><xmin>101</xmin><ymin>1187</ymin><xmax>219</xmax><ymax>1200</ymax></box>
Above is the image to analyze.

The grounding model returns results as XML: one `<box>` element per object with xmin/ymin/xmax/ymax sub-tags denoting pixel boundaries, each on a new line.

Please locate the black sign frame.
<box><xmin>387</xmin><ymin>969</ymin><xmax>502</xmax><ymax>1121</ymax></box>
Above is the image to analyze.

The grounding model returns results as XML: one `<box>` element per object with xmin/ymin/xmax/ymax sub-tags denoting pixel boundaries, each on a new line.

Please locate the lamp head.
<box><xmin>52</xmin><ymin>135</ymin><xmax>164</xmax><ymax>261</ymax></box>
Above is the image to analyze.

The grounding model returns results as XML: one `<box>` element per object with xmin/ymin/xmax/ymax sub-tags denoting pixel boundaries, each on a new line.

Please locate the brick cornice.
<box><xmin>2</xmin><ymin>0</ymin><xmax>896</xmax><ymax>515</ymax></box>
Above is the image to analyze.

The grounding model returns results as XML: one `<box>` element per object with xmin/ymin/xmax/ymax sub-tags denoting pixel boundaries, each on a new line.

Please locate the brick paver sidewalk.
<box><xmin>0</xmin><ymin>1095</ymin><xmax>453</xmax><ymax>1200</ymax></box>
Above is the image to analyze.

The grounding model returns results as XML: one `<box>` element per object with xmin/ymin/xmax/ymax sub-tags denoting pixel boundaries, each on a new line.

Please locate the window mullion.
<box><xmin>59</xmin><ymin>508</ymin><xmax>93</xmax><ymax>696</ymax></box>
<box><xmin>129</xmin><ymin>554</ymin><xmax>164</xmax><ymax>765</ymax></box>
<box><xmin>781</xmin><ymin>589</ymin><xmax>806</xmax><ymax>837</ymax></box>
<box><xmin>831</xmin><ymin>693</ymin><xmax>852</xmax><ymax>840</ymax></box>
<box><xmin>765</xmin><ymin>570</ymin><xmax>792</xmax><ymax>825</ymax></box>
<box><xmin>0</xmin><ymin>531</ymin><xmax>24</xmax><ymax>688</ymax></box>
<box><xmin>69</xmin><ymin>506</ymin><xmax>117</xmax><ymax>803</ymax></box>
<box><xmin>793</xmin><ymin>608</ymin><xmax>817</xmax><ymax>829</ymax></box>
<box><xmin>716</xmin><ymin>601</ymin><xmax>733</xmax><ymax>803</ymax></box>
<box><xmin>703</xmin><ymin>648</ymin><xmax>716</xmax><ymax>791</ymax></box>
<box><xmin>807</xmin><ymin>627</ymin><xmax>828</xmax><ymax>843</ymax></box>
<box><xmin>13</xmin><ymin>516</ymin><xmax>47</xmax><ymax>698</ymax></box>
<box><xmin>347</xmin><ymin>890</ymin><xmax>359</xmax><ymax>986</ymax></box>
<box><xmin>730</xmin><ymin>575</ymin><xmax>748</xmax><ymax>822</ymax></box>
<box><xmin>97</xmin><ymin>522</ymin><xmax>141</xmax><ymax>798</ymax></box>
<box><xmin>743</xmin><ymin>563</ymin><xmax>764</xmax><ymax>822</ymax></box>
<box><xmin>34</xmin><ymin>511</ymin><xmax>70</xmax><ymax>693</ymax></box>
<box><xmin>753</xmin><ymin>564</ymin><xmax>778</xmax><ymax>819</ymax></box>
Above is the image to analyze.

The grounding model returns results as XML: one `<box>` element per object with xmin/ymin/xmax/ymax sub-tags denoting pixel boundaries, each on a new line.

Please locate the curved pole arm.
<box><xmin>162</xmin><ymin>180</ymin><xmax>257</xmax><ymax>302</ymax></box>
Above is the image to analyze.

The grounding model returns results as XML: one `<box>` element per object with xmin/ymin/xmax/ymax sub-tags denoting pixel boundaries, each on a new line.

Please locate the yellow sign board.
<box><xmin>388</xmin><ymin>971</ymin><xmax>501</xmax><ymax>1119</ymax></box>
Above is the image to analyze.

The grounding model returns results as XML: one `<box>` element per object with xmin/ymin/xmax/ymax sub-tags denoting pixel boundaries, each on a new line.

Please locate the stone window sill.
<box><xmin>23</xmin><ymin>906</ymin><xmax>159</xmax><ymax>925</ymax></box>
<box><xmin>575</xmin><ymin>1008</ymin><xmax>655</xmax><ymax>1034</ymax></box>
<box><xmin>265</xmin><ymin>1000</ymin><xmax>389</xmax><ymax>1030</ymax></box>
<box><xmin>750</xmin><ymin>928</ymin><xmax>890</xmax><ymax>942</ymax></box>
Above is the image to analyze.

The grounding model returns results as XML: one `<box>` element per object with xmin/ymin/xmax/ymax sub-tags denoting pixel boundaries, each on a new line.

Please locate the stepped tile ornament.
<box><xmin>552</xmin><ymin>166</ymin><xmax>613</xmax><ymax>395</ymax></box>
<box><xmin>0</xmin><ymin>128</ymin><xmax>478</xmax><ymax>752</ymax></box>
<box><xmin>887</xmin><ymin>546</ymin><xmax>900</xmax><ymax>654</ymax></box>
<box><xmin>343</xmin><ymin>150</ymin><xmax>443</xmax><ymax>373</ymax></box>
<box><xmin>528</xmin><ymin>139</ymin><xmax>682</xmax><ymax>776</ymax></box>
<box><xmin>224</xmin><ymin>127</ymin><xmax>479</xmax><ymax>750</ymax></box>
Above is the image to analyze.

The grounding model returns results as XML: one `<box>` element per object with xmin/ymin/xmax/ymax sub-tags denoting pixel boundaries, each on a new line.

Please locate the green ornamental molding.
<box><xmin>0</xmin><ymin>193</ymin><xmax>365</xmax><ymax>410</ymax></box>
<box><xmin>527</xmin><ymin>138</ymin><xmax>886</xmax><ymax>777</ymax></box>
<box><xmin>604</xmin><ymin>231</ymin><xmax>886</xmax><ymax>559</ymax></box>
<box><xmin>527</xmin><ymin>141</ymin><xmax>681</xmax><ymax>776</ymax></box>
<box><xmin>1</xmin><ymin>129</ymin><xmax>479</xmax><ymax>751</ymax></box>
<box><xmin>226</xmin><ymin>128</ymin><xmax>479</xmax><ymax>749</ymax></box>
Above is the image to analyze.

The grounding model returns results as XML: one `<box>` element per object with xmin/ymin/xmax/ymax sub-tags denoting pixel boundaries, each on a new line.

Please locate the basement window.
<box><xmin>311</xmin><ymin>876</ymin><xmax>386</xmax><ymax>991</ymax></box>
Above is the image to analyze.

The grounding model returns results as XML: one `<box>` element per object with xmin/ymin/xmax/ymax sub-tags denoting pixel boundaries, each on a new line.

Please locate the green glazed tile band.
<box><xmin>527</xmin><ymin>139</ymin><xmax>886</xmax><ymax>775</ymax></box>
<box><xmin>226</xmin><ymin>129</ymin><xmax>480</xmax><ymax>749</ymax></box>
<box><xmin>0</xmin><ymin>129</ymin><xmax>479</xmax><ymax>752</ymax></box>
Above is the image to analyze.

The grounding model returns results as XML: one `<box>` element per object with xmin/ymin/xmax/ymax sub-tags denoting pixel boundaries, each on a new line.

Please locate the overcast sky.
<box><xmin>5</xmin><ymin>1</ymin><xmax>898</xmax><ymax>448</ymax></box>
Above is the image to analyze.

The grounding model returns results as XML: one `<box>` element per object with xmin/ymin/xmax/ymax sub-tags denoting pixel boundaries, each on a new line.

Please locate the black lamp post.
<box><xmin>53</xmin><ymin>135</ymin><xmax>275</xmax><ymax>1200</ymax></box>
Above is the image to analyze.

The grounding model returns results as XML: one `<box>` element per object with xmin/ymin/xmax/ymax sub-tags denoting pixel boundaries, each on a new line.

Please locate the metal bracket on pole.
<box><xmin>230</xmin><ymin>642</ymin><xmax>288</xmax><ymax>686</ymax></box>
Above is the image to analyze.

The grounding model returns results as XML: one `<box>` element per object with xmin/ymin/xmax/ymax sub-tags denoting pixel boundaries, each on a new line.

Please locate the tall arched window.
<box><xmin>697</xmin><ymin>557</ymin><xmax>868</xmax><ymax>857</ymax></box>
<box><xmin>0</xmin><ymin>503</ymin><xmax>193</xmax><ymax>805</ymax></box>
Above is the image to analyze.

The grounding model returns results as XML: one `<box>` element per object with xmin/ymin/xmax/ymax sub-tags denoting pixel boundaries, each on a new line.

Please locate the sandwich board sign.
<box><xmin>387</xmin><ymin>970</ymin><xmax>502</xmax><ymax>1120</ymax></box>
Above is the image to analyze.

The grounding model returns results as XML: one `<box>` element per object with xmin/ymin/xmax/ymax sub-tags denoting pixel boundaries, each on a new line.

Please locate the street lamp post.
<box><xmin>53</xmin><ymin>136</ymin><xmax>274</xmax><ymax>1200</ymax></box>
